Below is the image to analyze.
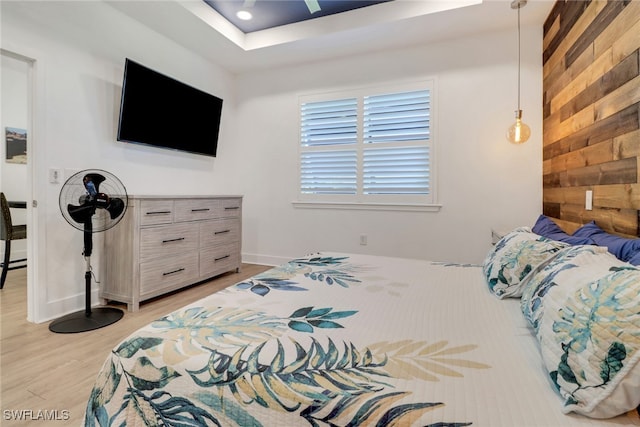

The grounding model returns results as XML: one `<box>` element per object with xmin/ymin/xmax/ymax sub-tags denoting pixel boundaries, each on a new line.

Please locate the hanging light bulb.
<box><xmin>506</xmin><ymin>0</ymin><xmax>530</xmax><ymax>144</ymax></box>
<box><xmin>507</xmin><ymin>109</ymin><xmax>531</xmax><ymax>144</ymax></box>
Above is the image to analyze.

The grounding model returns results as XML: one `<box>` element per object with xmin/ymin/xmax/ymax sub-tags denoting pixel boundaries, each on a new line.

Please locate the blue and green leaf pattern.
<box><xmin>236</xmin><ymin>255</ymin><xmax>362</xmax><ymax>296</ymax></box>
<box><xmin>483</xmin><ymin>228</ymin><xmax>567</xmax><ymax>298</ymax></box>
<box><xmin>85</xmin><ymin>256</ymin><xmax>490</xmax><ymax>426</ymax></box>
<box><xmin>287</xmin><ymin>306</ymin><xmax>358</xmax><ymax>333</ymax></box>
<box><xmin>536</xmin><ymin>266</ymin><xmax>640</xmax><ymax>416</ymax></box>
<box><xmin>85</xmin><ymin>305</ymin><xmax>481</xmax><ymax>426</ymax></box>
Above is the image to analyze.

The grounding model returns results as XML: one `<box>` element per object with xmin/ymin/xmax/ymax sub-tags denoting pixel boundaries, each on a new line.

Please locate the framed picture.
<box><xmin>5</xmin><ymin>127</ymin><xmax>27</xmax><ymax>164</ymax></box>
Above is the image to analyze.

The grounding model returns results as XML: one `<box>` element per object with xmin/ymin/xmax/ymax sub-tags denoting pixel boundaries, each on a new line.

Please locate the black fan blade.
<box><xmin>67</xmin><ymin>203</ymin><xmax>95</xmax><ymax>224</ymax></box>
<box><xmin>106</xmin><ymin>197</ymin><xmax>125</xmax><ymax>220</ymax></box>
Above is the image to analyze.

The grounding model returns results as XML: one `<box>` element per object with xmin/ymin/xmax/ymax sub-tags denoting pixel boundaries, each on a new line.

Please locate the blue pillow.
<box><xmin>629</xmin><ymin>251</ymin><xmax>640</xmax><ymax>266</ymax></box>
<box><xmin>572</xmin><ymin>221</ymin><xmax>640</xmax><ymax>264</ymax></box>
<box><xmin>532</xmin><ymin>214</ymin><xmax>595</xmax><ymax>245</ymax></box>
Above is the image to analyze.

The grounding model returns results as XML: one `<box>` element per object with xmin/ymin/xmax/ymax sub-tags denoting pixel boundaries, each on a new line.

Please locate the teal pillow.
<box><xmin>520</xmin><ymin>245</ymin><xmax>620</xmax><ymax>330</ymax></box>
<box><xmin>522</xmin><ymin>247</ymin><xmax>640</xmax><ymax>418</ymax></box>
<box><xmin>482</xmin><ymin>227</ymin><xmax>567</xmax><ymax>298</ymax></box>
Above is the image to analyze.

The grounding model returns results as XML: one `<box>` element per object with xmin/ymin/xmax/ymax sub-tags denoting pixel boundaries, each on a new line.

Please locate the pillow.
<box><xmin>483</xmin><ymin>227</ymin><xmax>567</xmax><ymax>298</ymax></box>
<box><xmin>525</xmin><ymin>253</ymin><xmax>640</xmax><ymax>418</ymax></box>
<box><xmin>532</xmin><ymin>214</ymin><xmax>595</xmax><ymax>245</ymax></box>
<box><xmin>573</xmin><ymin>221</ymin><xmax>640</xmax><ymax>264</ymax></box>
<box><xmin>628</xmin><ymin>251</ymin><xmax>640</xmax><ymax>266</ymax></box>
<box><xmin>520</xmin><ymin>245</ymin><xmax>622</xmax><ymax>330</ymax></box>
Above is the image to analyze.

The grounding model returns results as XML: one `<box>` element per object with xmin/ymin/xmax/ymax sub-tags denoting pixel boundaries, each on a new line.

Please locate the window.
<box><xmin>297</xmin><ymin>81</ymin><xmax>438</xmax><ymax>210</ymax></box>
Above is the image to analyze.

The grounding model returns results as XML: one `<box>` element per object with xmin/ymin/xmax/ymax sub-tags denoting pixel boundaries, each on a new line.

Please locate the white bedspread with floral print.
<box><xmin>84</xmin><ymin>252</ymin><xmax>640</xmax><ymax>426</ymax></box>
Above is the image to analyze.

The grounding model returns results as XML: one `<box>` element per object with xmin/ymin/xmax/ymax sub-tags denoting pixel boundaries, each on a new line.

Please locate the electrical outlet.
<box><xmin>360</xmin><ymin>234</ymin><xmax>368</xmax><ymax>246</ymax></box>
<box><xmin>585</xmin><ymin>190</ymin><xmax>593</xmax><ymax>211</ymax></box>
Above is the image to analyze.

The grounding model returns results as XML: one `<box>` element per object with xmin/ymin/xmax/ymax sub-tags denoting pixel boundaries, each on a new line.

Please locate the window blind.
<box><xmin>363</xmin><ymin>89</ymin><xmax>430</xmax><ymax>195</ymax></box>
<box><xmin>363</xmin><ymin>90</ymin><xmax>430</xmax><ymax>143</ymax></box>
<box><xmin>363</xmin><ymin>146</ymin><xmax>430</xmax><ymax>195</ymax></box>
<box><xmin>300</xmin><ymin>98</ymin><xmax>357</xmax><ymax>147</ymax></box>
<box><xmin>300</xmin><ymin>150</ymin><xmax>357</xmax><ymax>194</ymax></box>
<box><xmin>299</xmin><ymin>83</ymin><xmax>434</xmax><ymax>204</ymax></box>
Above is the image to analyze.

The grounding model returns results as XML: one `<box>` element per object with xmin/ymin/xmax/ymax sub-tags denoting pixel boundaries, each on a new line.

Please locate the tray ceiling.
<box><xmin>204</xmin><ymin>0</ymin><xmax>392</xmax><ymax>33</ymax></box>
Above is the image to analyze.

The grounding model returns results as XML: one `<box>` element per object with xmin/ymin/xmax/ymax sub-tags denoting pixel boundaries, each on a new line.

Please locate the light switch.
<box><xmin>585</xmin><ymin>190</ymin><xmax>593</xmax><ymax>211</ymax></box>
<box><xmin>49</xmin><ymin>168</ymin><xmax>62</xmax><ymax>184</ymax></box>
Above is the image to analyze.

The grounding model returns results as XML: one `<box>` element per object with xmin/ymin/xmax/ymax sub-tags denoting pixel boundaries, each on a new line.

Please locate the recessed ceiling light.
<box><xmin>236</xmin><ymin>10</ymin><xmax>252</xmax><ymax>20</ymax></box>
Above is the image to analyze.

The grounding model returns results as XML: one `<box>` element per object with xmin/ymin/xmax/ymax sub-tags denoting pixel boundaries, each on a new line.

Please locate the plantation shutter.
<box><xmin>300</xmin><ymin>98</ymin><xmax>358</xmax><ymax>194</ymax></box>
<box><xmin>300</xmin><ymin>150</ymin><xmax>357</xmax><ymax>194</ymax></box>
<box><xmin>363</xmin><ymin>146</ymin><xmax>429</xmax><ymax>194</ymax></box>
<box><xmin>299</xmin><ymin>82</ymin><xmax>435</xmax><ymax>205</ymax></box>
<box><xmin>363</xmin><ymin>90</ymin><xmax>430</xmax><ymax>195</ymax></box>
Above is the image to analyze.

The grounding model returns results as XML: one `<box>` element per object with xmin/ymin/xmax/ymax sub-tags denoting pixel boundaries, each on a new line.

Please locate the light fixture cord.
<box><xmin>517</xmin><ymin>4</ymin><xmax>521</xmax><ymax>111</ymax></box>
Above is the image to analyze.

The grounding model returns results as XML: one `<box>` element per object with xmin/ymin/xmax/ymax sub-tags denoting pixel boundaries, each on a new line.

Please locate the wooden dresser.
<box><xmin>102</xmin><ymin>195</ymin><xmax>242</xmax><ymax>311</ymax></box>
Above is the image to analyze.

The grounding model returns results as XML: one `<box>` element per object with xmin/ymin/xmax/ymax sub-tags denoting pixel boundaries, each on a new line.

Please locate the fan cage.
<box><xmin>59</xmin><ymin>169</ymin><xmax>128</xmax><ymax>232</ymax></box>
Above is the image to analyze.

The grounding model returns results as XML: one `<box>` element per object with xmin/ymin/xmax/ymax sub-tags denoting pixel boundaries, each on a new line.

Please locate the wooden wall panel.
<box><xmin>543</xmin><ymin>0</ymin><xmax>640</xmax><ymax>237</ymax></box>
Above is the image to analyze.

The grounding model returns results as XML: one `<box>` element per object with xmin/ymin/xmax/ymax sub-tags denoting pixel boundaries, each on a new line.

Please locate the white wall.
<box><xmin>235</xmin><ymin>28</ymin><xmax>543</xmax><ymax>266</ymax></box>
<box><xmin>1</xmin><ymin>54</ymin><xmax>29</xmax><ymax>261</ymax></box>
<box><xmin>1</xmin><ymin>1</ymin><xmax>236</xmax><ymax>322</ymax></box>
<box><xmin>1</xmin><ymin>1</ymin><xmax>543</xmax><ymax>323</ymax></box>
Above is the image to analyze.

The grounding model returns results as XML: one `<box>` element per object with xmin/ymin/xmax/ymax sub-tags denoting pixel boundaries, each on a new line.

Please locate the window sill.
<box><xmin>292</xmin><ymin>201</ymin><xmax>442</xmax><ymax>212</ymax></box>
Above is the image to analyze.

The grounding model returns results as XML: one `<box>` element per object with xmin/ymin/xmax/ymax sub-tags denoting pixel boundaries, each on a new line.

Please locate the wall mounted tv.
<box><xmin>117</xmin><ymin>58</ymin><xmax>223</xmax><ymax>157</ymax></box>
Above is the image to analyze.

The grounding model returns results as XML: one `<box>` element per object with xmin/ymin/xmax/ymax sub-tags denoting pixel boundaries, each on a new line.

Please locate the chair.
<box><xmin>1</xmin><ymin>192</ymin><xmax>27</xmax><ymax>289</ymax></box>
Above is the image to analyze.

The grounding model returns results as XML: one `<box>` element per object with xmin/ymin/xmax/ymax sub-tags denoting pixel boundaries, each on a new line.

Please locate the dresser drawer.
<box><xmin>103</xmin><ymin>195</ymin><xmax>242</xmax><ymax>312</ymax></box>
<box><xmin>174</xmin><ymin>199</ymin><xmax>220</xmax><ymax>222</ymax></box>
<box><xmin>140</xmin><ymin>223</ymin><xmax>198</xmax><ymax>262</ymax></box>
<box><xmin>219</xmin><ymin>199</ymin><xmax>242</xmax><ymax>218</ymax></box>
<box><xmin>200</xmin><ymin>244</ymin><xmax>240</xmax><ymax>278</ymax></box>
<box><xmin>140</xmin><ymin>200</ymin><xmax>174</xmax><ymax>226</ymax></box>
<box><xmin>140</xmin><ymin>253</ymin><xmax>199</xmax><ymax>295</ymax></box>
<box><xmin>199</xmin><ymin>219</ymin><xmax>240</xmax><ymax>248</ymax></box>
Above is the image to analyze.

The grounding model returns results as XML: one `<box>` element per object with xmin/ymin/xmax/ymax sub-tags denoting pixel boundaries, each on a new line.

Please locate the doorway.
<box><xmin>1</xmin><ymin>49</ymin><xmax>34</xmax><ymax>320</ymax></box>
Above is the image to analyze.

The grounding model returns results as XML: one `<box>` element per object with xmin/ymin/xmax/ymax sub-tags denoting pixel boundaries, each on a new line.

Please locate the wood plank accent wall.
<box><xmin>542</xmin><ymin>0</ymin><xmax>640</xmax><ymax>237</ymax></box>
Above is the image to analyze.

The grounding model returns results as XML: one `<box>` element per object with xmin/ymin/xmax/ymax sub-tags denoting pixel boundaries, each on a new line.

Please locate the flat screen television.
<box><xmin>117</xmin><ymin>58</ymin><xmax>223</xmax><ymax>157</ymax></box>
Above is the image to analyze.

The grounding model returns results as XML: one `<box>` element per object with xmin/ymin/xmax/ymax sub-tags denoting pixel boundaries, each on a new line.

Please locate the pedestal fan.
<box><xmin>49</xmin><ymin>169</ymin><xmax>128</xmax><ymax>333</ymax></box>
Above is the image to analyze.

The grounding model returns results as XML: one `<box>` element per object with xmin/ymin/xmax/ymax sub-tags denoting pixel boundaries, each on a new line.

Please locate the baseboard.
<box><xmin>37</xmin><ymin>290</ymin><xmax>102</xmax><ymax>324</ymax></box>
<box><xmin>241</xmin><ymin>252</ymin><xmax>291</xmax><ymax>267</ymax></box>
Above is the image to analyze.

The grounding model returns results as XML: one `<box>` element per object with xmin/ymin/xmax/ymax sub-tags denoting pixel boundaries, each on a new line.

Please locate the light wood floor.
<box><xmin>0</xmin><ymin>263</ymin><xmax>271</xmax><ymax>426</ymax></box>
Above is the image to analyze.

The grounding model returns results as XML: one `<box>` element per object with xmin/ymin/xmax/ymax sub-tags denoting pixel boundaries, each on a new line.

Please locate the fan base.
<box><xmin>49</xmin><ymin>307</ymin><xmax>124</xmax><ymax>334</ymax></box>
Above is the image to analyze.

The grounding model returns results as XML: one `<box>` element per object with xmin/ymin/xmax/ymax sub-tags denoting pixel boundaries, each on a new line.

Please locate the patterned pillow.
<box><xmin>483</xmin><ymin>227</ymin><xmax>567</xmax><ymax>298</ymax></box>
<box><xmin>520</xmin><ymin>245</ymin><xmax>620</xmax><ymax>330</ymax></box>
<box><xmin>530</xmin><ymin>260</ymin><xmax>640</xmax><ymax>418</ymax></box>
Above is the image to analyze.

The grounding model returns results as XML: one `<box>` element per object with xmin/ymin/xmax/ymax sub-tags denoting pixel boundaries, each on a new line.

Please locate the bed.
<box><xmin>84</xmin><ymin>235</ymin><xmax>640</xmax><ymax>426</ymax></box>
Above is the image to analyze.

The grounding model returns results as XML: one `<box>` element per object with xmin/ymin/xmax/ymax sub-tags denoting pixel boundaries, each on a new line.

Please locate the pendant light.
<box><xmin>506</xmin><ymin>0</ymin><xmax>531</xmax><ymax>144</ymax></box>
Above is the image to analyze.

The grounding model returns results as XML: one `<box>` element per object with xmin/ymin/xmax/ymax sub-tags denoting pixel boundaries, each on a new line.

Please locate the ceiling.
<box><xmin>203</xmin><ymin>0</ymin><xmax>393</xmax><ymax>33</ymax></box>
<box><xmin>106</xmin><ymin>0</ymin><xmax>555</xmax><ymax>74</ymax></box>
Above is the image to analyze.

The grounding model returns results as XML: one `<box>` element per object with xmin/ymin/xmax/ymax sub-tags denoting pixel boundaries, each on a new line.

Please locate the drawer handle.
<box><xmin>215</xmin><ymin>230</ymin><xmax>231</xmax><ymax>235</ymax></box>
<box><xmin>215</xmin><ymin>255</ymin><xmax>230</xmax><ymax>262</ymax></box>
<box><xmin>191</xmin><ymin>208</ymin><xmax>210</xmax><ymax>212</ymax></box>
<box><xmin>163</xmin><ymin>268</ymin><xmax>185</xmax><ymax>276</ymax></box>
<box><xmin>147</xmin><ymin>211</ymin><xmax>171</xmax><ymax>215</ymax></box>
<box><xmin>224</xmin><ymin>206</ymin><xmax>240</xmax><ymax>210</ymax></box>
<box><xmin>162</xmin><ymin>237</ymin><xmax>185</xmax><ymax>244</ymax></box>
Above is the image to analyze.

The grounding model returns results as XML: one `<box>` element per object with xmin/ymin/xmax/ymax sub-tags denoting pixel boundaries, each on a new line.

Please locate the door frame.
<box><xmin>1</xmin><ymin>47</ymin><xmax>41</xmax><ymax>322</ymax></box>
